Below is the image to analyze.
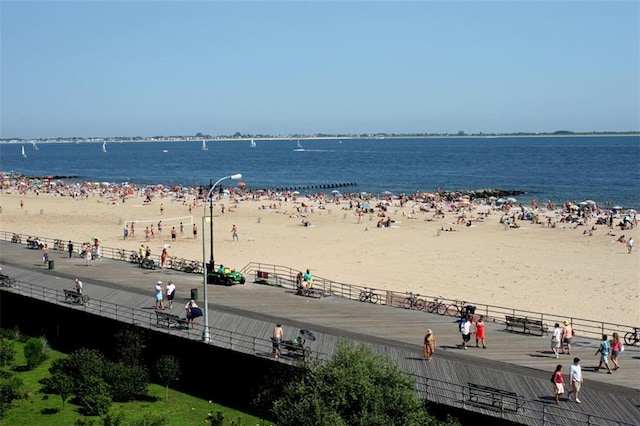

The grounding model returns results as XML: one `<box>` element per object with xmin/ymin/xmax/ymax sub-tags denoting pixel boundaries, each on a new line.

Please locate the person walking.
<box><xmin>160</xmin><ymin>247</ymin><xmax>168</xmax><ymax>269</ymax></box>
<box><xmin>272</xmin><ymin>323</ymin><xmax>284</xmax><ymax>360</ymax></box>
<box><xmin>552</xmin><ymin>364</ymin><xmax>564</xmax><ymax>405</ymax></box>
<box><xmin>551</xmin><ymin>323</ymin><xmax>562</xmax><ymax>358</ymax></box>
<box><xmin>85</xmin><ymin>245</ymin><xmax>92</xmax><ymax>266</ymax></box>
<box><xmin>610</xmin><ymin>332</ymin><xmax>622</xmax><ymax>370</ymax></box>
<box><xmin>165</xmin><ymin>280</ymin><xmax>176</xmax><ymax>309</ymax></box>
<box><xmin>561</xmin><ymin>320</ymin><xmax>573</xmax><ymax>355</ymax></box>
<box><xmin>627</xmin><ymin>237</ymin><xmax>634</xmax><ymax>253</ymax></box>
<box><xmin>42</xmin><ymin>244</ymin><xmax>49</xmax><ymax>266</ymax></box>
<box><xmin>231</xmin><ymin>224</ymin><xmax>238</xmax><ymax>241</ymax></box>
<box><xmin>192</xmin><ymin>223</ymin><xmax>198</xmax><ymax>239</ymax></box>
<box><xmin>460</xmin><ymin>315</ymin><xmax>471</xmax><ymax>350</ymax></box>
<box><xmin>423</xmin><ymin>329</ymin><xmax>436</xmax><ymax>361</ymax></box>
<box><xmin>595</xmin><ymin>334</ymin><xmax>613</xmax><ymax>374</ymax></box>
<box><xmin>567</xmin><ymin>357</ymin><xmax>583</xmax><ymax>403</ymax></box>
<box><xmin>67</xmin><ymin>240</ymin><xmax>74</xmax><ymax>258</ymax></box>
<box><xmin>475</xmin><ymin>315</ymin><xmax>487</xmax><ymax>349</ymax></box>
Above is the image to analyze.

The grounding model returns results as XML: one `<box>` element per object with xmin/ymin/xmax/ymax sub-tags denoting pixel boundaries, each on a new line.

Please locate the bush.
<box><xmin>103</xmin><ymin>362</ymin><xmax>149</xmax><ymax>402</ymax></box>
<box><xmin>0</xmin><ymin>338</ymin><xmax>16</xmax><ymax>367</ymax></box>
<box><xmin>77</xmin><ymin>376</ymin><xmax>112</xmax><ymax>416</ymax></box>
<box><xmin>0</xmin><ymin>374</ymin><xmax>23</xmax><ymax>419</ymax></box>
<box><xmin>23</xmin><ymin>337</ymin><xmax>48</xmax><ymax>370</ymax></box>
<box><xmin>49</xmin><ymin>348</ymin><xmax>107</xmax><ymax>392</ymax></box>
<box><xmin>112</xmin><ymin>327</ymin><xmax>147</xmax><ymax>367</ymax></box>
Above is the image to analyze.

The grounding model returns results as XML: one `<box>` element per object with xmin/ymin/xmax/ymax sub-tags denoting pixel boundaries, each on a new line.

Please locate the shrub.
<box><xmin>0</xmin><ymin>338</ymin><xmax>16</xmax><ymax>367</ymax></box>
<box><xmin>112</xmin><ymin>327</ymin><xmax>147</xmax><ymax>367</ymax></box>
<box><xmin>77</xmin><ymin>376</ymin><xmax>112</xmax><ymax>416</ymax></box>
<box><xmin>0</xmin><ymin>374</ymin><xmax>23</xmax><ymax>419</ymax></box>
<box><xmin>49</xmin><ymin>348</ymin><xmax>107</xmax><ymax>392</ymax></box>
<box><xmin>23</xmin><ymin>337</ymin><xmax>48</xmax><ymax>370</ymax></box>
<box><xmin>103</xmin><ymin>362</ymin><xmax>149</xmax><ymax>402</ymax></box>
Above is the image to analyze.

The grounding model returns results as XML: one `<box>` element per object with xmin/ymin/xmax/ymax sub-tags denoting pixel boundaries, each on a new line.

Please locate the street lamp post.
<box><xmin>202</xmin><ymin>173</ymin><xmax>242</xmax><ymax>342</ymax></box>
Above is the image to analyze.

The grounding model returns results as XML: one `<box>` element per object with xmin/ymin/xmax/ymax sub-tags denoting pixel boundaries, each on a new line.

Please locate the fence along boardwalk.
<box><xmin>0</xmin><ymin>241</ymin><xmax>638</xmax><ymax>424</ymax></box>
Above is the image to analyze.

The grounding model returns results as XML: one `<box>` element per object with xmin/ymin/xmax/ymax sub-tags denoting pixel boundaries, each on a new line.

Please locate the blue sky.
<box><xmin>1</xmin><ymin>1</ymin><xmax>638</xmax><ymax>138</ymax></box>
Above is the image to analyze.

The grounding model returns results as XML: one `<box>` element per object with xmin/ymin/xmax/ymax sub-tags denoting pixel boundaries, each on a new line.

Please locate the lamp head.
<box><xmin>230</xmin><ymin>173</ymin><xmax>242</xmax><ymax>180</ymax></box>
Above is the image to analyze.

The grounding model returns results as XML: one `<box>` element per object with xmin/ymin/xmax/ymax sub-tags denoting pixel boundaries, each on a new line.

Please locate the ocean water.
<box><xmin>1</xmin><ymin>136</ymin><xmax>638</xmax><ymax>208</ymax></box>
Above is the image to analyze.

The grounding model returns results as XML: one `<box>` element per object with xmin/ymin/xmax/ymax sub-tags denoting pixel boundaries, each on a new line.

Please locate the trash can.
<box><xmin>190</xmin><ymin>288</ymin><xmax>198</xmax><ymax>301</ymax></box>
<box><xmin>48</xmin><ymin>260</ymin><xmax>55</xmax><ymax>270</ymax></box>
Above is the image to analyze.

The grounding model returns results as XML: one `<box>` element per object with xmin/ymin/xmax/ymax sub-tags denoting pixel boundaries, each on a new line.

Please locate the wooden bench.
<box><xmin>505</xmin><ymin>315</ymin><xmax>548</xmax><ymax>336</ymax></box>
<box><xmin>155</xmin><ymin>310</ymin><xmax>188</xmax><ymax>329</ymax></box>
<box><xmin>280</xmin><ymin>339</ymin><xmax>312</xmax><ymax>361</ymax></box>
<box><xmin>63</xmin><ymin>289</ymin><xmax>89</xmax><ymax>306</ymax></box>
<box><xmin>467</xmin><ymin>382</ymin><xmax>524</xmax><ymax>412</ymax></box>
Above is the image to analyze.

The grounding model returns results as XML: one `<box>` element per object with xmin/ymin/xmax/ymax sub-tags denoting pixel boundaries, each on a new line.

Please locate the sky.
<box><xmin>1</xmin><ymin>1</ymin><xmax>638</xmax><ymax>138</ymax></box>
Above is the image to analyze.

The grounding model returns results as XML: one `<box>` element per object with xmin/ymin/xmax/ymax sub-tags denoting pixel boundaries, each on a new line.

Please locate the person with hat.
<box><xmin>154</xmin><ymin>281</ymin><xmax>165</xmax><ymax>310</ymax></box>
<box><xmin>561</xmin><ymin>320</ymin><xmax>574</xmax><ymax>355</ymax></box>
<box><xmin>74</xmin><ymin>278</ymin><xmax>83</xmax><ymax>294</ymax></box>
<box><xmin>423</xmin><ymin>329</ymin><xmax>436</xmax><ymax>361</ymax></box>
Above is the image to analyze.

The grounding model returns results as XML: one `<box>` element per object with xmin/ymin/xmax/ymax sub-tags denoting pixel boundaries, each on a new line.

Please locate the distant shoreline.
<box><xmin>1</xmin><ymin>133</ymin><xmax>638</xmax><ymax>145</ymax></box>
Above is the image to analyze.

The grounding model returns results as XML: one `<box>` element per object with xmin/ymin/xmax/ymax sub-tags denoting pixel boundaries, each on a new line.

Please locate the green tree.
<box><xmin>23</xmin><ymin>337</ymin><xmax>47</xmax><ymax>370</ymax></box>
<box><xmin>113</xmin><ymin>327</ymin><xmax>147</xmax><ymax>367</ymax></box>
<box><xmin>48</xmin><ymin>371</ymin><xmax>74</xmax><ymax>409</ymax></box>
<box><xmin>49</xmin><ymin>348</ymin><xmax>107</xmax><ymax>392</ymax></box>
<box><xmin>272</xmin><ymin>341</ymin><xmax>452</xmax><ymax>426</ymax></box>
<box><xmin>103</xmin><ymin>362</ymin><xmax>149</xmax><ymax>402</ymax></box>
<box><xmin>154</xmin><ymin>355</ymin><xmax>181</xmax><ymax>402</ymax></box>
<box><xmin>78</xmin><ymin>376</ymin><xmax>112</xmax><ymax>416</ymax></box>
<box><xmin>0</xmin><ymin>338</ymin><xmax>16</xmax><ymax>367</ymax></box>
<box><xmin>0</xmin><ymin>374</ymin><xmax>23</xmax><ymax>419</ymax></box>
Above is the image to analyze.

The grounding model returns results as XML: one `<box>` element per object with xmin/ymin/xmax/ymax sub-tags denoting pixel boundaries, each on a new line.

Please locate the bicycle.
<box><xmin>359</xmin><ymin>288</ymin><xmax>379</xmax><ymax>304</ymax></box>
<box><xmin>403</xmin><ymin>292</ymin><xmax>425</xmax><ymax>310</ymax></box>
<box><xmin>446</xmin><ymin>300</ymin><xmax>467</xmax><ymax>317</ymax></box>
<box><xmin>425</xmin><ymin>297</ymin><xmax>448</xmax><ymax>315</ymax></box>
<box><xmin>624</xmin><ymin>327</ymin><xmax>639</xmax><ymax>346</ymax></box>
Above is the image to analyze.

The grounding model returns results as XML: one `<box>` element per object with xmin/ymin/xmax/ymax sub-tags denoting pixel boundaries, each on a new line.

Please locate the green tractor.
<box><xmin>207</xmin><ymin>265</ymin><xmax>246</xmax><ymax>286</ymax></box>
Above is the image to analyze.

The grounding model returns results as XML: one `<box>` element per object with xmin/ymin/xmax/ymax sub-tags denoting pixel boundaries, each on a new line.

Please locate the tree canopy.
<box><xmin>272</xmin><ymin>341</ymin><xmax>456</xmax><ymax>426</ymax></box>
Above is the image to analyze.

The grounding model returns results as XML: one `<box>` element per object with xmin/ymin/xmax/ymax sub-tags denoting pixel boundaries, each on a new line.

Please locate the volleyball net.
<box><xmin>124</xmin><ymin>215</ymin><xmax>194</xmax><ymax>232</ymax></box>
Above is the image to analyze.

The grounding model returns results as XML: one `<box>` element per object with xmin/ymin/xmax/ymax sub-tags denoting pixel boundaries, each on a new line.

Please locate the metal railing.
<box><xmin>1</xmin><ymin>230</ymin><xmax>636</xmax><ymax>342</ymax></box>
<box><xmin>1</xmin><ymin>277</ymin><xmax>636</xmax><ymax>426</ymax></box>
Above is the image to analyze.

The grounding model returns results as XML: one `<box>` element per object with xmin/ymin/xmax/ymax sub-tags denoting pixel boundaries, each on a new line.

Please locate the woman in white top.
<box><xmin>551</xmin><ymin>323</ymin><xmax>562</xmax><ymax>358</ymax></box>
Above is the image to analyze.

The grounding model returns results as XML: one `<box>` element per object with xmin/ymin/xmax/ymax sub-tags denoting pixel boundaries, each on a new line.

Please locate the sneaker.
<box><xmin>575</xmin><ymin>399</ymin><xmax>581</xmax><ymax>403</ymax></box>
<box><xmin>555</xmin><ymin>355</ymin><xmax>559</xmax><ymax>359</ymax></box>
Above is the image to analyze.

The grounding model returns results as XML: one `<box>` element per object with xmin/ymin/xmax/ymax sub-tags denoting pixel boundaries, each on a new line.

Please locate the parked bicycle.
<box><xmin>426</xmin><ymin>297</ymin><xmax>448</xmax><ymax>315</ymax></box>
<box><xmin>624</xmin><ymin>327</ymin><xmax>639</xmax><ymax>346</ymax></box>
<box><xmin>403</xmin><ymin>292</ymin><xmax>425</xmax><ymax>310</ymax></box>
<box><xmin>446</xmin><ymin>300</ymin><xmax>467</xmax><ymax>317</ymax></box>
<box><xmin>359</xmin><ymin>288</ymin><xmax>379</xmax><ymax>304</ymax></box>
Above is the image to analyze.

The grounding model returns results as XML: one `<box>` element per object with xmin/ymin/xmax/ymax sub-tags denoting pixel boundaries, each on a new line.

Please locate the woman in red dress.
<box><xmin>475</xmin><ymin>315</ymin><xmax>487</xmax><ymax>349</ymax></box>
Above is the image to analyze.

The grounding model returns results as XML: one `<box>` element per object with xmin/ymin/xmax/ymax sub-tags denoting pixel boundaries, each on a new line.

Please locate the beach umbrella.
<box><xmin>612</xmin><ymin>206</ymin><xmax>623</xmax><ymax>211</ymax></box>
<box><xmin>331</xmin><ymin>190</ymin><xmax>340</xmax><ymax>194</ymax></box>
<box><xmin>361</xmin><ymin>203</ymin><xmax>371</xmax><ymax>209</ymax></box>
<box><xmin>627</xmin><ymin>209</ymin><xmax>638</xmax><ymax>214</ymax></box>
<box><xmin>292</xmin><ymin>191</ymin><xmax>300</xmax><ymax>195</ymax></box>
<box><xmin>237</xmin><ymin>181</ymin><xmax>246</xmax><ymax>187</ymax></box>
<box><xmin>506</xmin><ymin>197</ymin><xmax>517</xmax><ymax>203</ymax></box>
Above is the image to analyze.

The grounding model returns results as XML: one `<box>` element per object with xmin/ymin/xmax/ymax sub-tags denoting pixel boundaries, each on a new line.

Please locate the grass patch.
<box><xmin>0</xmin><ymin>339</ymin><xmax>271</xmax><ymax>426</ymax></box>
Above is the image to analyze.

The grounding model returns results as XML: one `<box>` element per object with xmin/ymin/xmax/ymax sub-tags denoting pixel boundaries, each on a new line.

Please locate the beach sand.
<box><xmin>1</xmin><ymin>192</ymin><xmax>638</xmax><ymax>326</ymax></box>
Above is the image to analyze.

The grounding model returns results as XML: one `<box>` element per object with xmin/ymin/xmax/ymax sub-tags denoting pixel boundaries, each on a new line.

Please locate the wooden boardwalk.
<box><xmin>0</xmin><ymin>241</ymin><xmax>638</xmax><ymax>425</ymax></box>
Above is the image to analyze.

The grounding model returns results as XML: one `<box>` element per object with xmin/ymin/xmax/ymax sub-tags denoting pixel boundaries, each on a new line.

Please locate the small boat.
<box><xmin>250</xmin><ymin>138</ymin><xmax>256</xmax><ymax>148</ymax></box>
<box><xmin>293</xmin><ymin>140</ymin><xmax>304</xmax><ymax>151</ymax></box>
<box><xmin>32</xmin><ymin>140</ymin><xmax>39</xmax><ymax>150</ymax></box>
<box><xmin>102</xmin><ymin>141</ymin><xmax>107</xmax><ymax>153</ymax></box>
<box><xmin>21</xmin><ymin>145</ymin><xmax>27</xmax><ymax>158</ymax></box>
<box><xmin>162</xmin><ymin>149</ymin><xmax>169</xmax><ymax>153</ymax></box>
<box><xmin>202</xmin><ymin>140</ymin><xmax>208</xmax><ymax>151</ymax></box>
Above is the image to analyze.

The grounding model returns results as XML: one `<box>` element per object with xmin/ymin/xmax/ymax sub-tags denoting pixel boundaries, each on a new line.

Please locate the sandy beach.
<box><xmin>1</xmin><ymin>189</ymin><xmax>638</xmax><ymax>326</ymax></box>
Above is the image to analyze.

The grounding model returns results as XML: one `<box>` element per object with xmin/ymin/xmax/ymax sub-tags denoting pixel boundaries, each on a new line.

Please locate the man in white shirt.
<box><xmin>460</xmin><ymin>315</ymin><xmax>472</xmax><ymax>350</ymax></box>
<box><xmin>567</xmin><ymin>357</ymin><xmax>583</xmax><ymax>403</ymax></box>
<box><xmin>74</xmin><ymin>279</ymin><xmax>83</xmax><ymax>294</ymax></box>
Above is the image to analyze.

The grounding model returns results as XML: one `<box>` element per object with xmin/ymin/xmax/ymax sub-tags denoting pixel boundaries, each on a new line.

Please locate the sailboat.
<box><xmin>102</xmin><ymin>141</ymin><xmax>107</xmax><ymax>153</ymax></box>
<box><xmin>249</xmin><ymin>138</ymin><xmax>256</xmax><ymax>148</ymax></box>
<box><xmin>293</xmin><ymin>139</ymin><xmax>304</xmax><ymax>151</ymax></box>
<box><xmin>21</xmin><ymin>145</ymin><xmax>27</xmax><ymax>158</ymax></box>
<box><xmin>202</xmin><ymin>140</ymin><xmax>208</xmax><ymax>151</ymax></box>
<box><xmin>32</xmin><ymin>140</ymin><xmax>39</xmax><ymax>150</ymax></box>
